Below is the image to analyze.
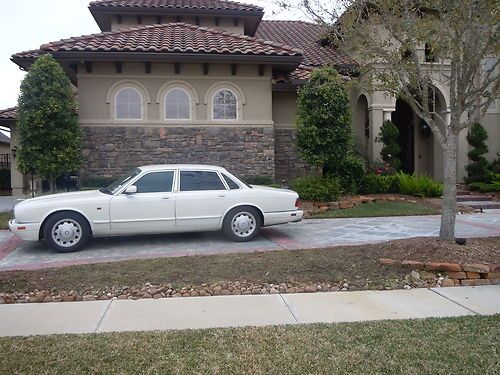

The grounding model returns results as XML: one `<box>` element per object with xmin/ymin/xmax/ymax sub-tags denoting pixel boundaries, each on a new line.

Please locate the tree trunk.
<box><xmin>439</xmin><ymin>132</ymin><xmax>458</xmax><ymax>240</ymax></box>
<box><xmin>48</xmin><ymin>175</ymin><xmax>55</xmax><ymax>194</ymax></box>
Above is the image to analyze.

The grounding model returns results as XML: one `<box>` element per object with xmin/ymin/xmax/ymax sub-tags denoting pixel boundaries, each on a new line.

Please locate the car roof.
<box><xmin>139</xmin><ymin>164</ymin><xmax>226</xmax><ymax>172</ymax></box>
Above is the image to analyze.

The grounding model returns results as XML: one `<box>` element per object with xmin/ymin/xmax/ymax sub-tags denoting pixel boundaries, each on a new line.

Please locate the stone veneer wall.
<box><xmin>274</xmin><ymin>128</ymin><xmax>315</xmax><ymax>182</ymax></box>
<box><xmin>81</xmin><ymin>126</ymin><xmax>275</xmax><ymax>179</ymax></box>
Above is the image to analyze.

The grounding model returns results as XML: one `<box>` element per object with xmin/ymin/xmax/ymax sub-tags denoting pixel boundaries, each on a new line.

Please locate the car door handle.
<box><xmin>219</xmin><ymin>195</ymin><xmax>226</xmax><ymax>198</ymax></box>
<box><xmin>162</xmin><ymin>197</ymin><xmax>170</xmax><ymax>200</ymax></box>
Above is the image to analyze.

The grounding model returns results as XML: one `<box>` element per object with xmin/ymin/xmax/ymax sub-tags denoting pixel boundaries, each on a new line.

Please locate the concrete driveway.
<box><xmin>0</xmin><ymin>210</ymin><xmax>499</xmax><ymax>271</ymax></box>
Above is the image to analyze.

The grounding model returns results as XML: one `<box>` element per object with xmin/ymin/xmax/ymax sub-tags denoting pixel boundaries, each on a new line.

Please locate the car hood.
<box><xmin>16</xmin><ymin>190</ymin><xmax>104</xmax><ymax>206</ymax></box>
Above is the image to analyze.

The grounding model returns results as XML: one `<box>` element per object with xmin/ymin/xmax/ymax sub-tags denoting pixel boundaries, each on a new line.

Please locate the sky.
<box><xmin>0</xmin><ymin>0</ymin><xmax>303</xmax><ymax>111</ymax></box>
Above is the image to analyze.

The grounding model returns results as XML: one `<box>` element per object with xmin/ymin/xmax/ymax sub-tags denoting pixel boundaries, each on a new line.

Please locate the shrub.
<box><xmin>465</xmin><ymin>123</ymin><xmax>491</xmax><ymax>184</ymax></box>
<box><xmin>368</xmin><ymin>161</ymin><xmax>397</xmax><ymax>176</ymax></box>
<box><xmin>397</xmin><ymin>172</ymin><xmax>443</xmax><ymax>197</ymax></box>
<box><xmin>335</xmin><ymin>156</ymin><xmax>366</xmax><ymax>193</ymax></box>
<box><xmin>360</xmin><ymin>174</ymin><xmax>399</xmax><ymax>194</ymax></box>
<box><xmin>243</xmin><ymin>175</ymin><xmax>273</xmax><ymax>186</ymax></box>
<box><xmin>491</xmin><ymin>154</ymin><xmax>500</xmax><ymax>174</ymax></box>
<box><xmin>81</xmin><ymin>176</ymin><xmax>116</xmax><ymax>188</ymax></box>
<box><xmin>290</xmin><ymin>176</ymin><xmax>341</xmax><ymax>202</ymax></box>
<box><xmin>377</xmin><ymin>120</ymin><xmax>401</xmax><ymax>169</ymax></box>
<box><xmin>0</xmin><ymin>168</ymin><xmax>10</xmax><ymax>190</ymax></box>
<box><xmin>469</xmin><ymin>174</ymin><xmax>500</xmax><ymax>192</ymax></box>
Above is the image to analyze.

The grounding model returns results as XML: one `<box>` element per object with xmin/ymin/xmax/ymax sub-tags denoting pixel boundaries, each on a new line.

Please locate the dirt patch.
<box><xmin>373</xmin><ymin>237</ymin><xmax>500</xmax><ymax>264</ymax></box>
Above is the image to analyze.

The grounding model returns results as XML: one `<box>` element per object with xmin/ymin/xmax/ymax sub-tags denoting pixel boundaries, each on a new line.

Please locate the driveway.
<box><xmin>0</xmin><ymin>210</ymin><xmax>499</xmax><ymax>271</ymax></box>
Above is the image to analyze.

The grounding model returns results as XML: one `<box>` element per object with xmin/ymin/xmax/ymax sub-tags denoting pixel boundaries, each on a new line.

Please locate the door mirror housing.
<box><xmin>124</xmin><ymin>185</ymin><xmax>138</xmax><ymax>195</ymax></box>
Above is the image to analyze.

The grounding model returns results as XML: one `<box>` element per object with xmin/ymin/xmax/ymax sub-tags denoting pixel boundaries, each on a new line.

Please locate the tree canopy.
<box><xmin>17</xmin><ymin>54</ymin><xmax>82</xmax><ymax>192</ymax></box>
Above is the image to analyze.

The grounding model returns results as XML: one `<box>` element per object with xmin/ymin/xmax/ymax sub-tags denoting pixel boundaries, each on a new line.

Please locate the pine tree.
<box><xmin>465</xmin><ymin>123</ymin><xmax>491</xmax><ymax>184</ymax></box>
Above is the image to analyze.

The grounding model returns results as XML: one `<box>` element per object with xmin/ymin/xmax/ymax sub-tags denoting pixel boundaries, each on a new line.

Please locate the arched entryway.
<box><xmin>353</xmin><ymin>95</ymin><xmax>369</xmax><ymax>158</ymax></box>
<box><xmin>391</xmin><ymin>98</ymin><xmax>415</xmax><ymax>174</ymax></box>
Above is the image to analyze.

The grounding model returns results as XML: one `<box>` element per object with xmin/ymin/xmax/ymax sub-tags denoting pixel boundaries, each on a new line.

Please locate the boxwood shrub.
<box><xmin>290</xmin><ymin>176</ymin><xmax>341</xmax><ymax>202</ymax></box>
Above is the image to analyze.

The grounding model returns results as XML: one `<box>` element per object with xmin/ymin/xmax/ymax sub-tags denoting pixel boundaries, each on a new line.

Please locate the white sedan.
<box><xmin>9</xmin><ymin>165</ymin><xmax>303</xmax><ymax>252</ymax></box>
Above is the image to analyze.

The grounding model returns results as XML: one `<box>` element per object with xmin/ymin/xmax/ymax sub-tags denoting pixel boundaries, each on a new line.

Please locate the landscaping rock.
<box><xmin>462</xmin><ymin>263</ymin><xmax>490</xmax><ymax>273</ymax></box>
<box><xmin>379</xmin><ymin>258</ymin><xmax>397</xmax><ymax>265</ymax></box>
<box><xmin>424</xmin><ymin>262</ymin><xmax>462</xmax><ymax>272</ymax></box>
<box><xmin>465</xmin><ymin>272</ymin><xmax>481</xmax><ymax>279</ymax></box>
<box><xmin>441</xmin><ymin>279</ymin><xmax>455</xmax><ymax>287</ymax></box>
<box><xmin>82</xmin><ymin>295</ymin><xmax>96</xmax><ymax>302</ymax></box>
<box><xmin>461</xmin><ymin>279</ymin><xmax>490</xmax><ymax>286</ymax></box>
<box><xmin>445</xmin><ymin>271</ymin><xmax>467</xmax><ymax>279</ymax></box>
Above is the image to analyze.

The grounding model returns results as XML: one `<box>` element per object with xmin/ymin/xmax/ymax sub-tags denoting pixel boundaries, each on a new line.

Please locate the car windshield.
<box><xmin>101</xmin><ymin>168</ymin><xmax>142</xmax><ymax>195</ymax></box>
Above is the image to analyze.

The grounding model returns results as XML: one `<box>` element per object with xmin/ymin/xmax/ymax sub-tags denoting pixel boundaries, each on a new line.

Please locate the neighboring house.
<box><xmin>1</xmin><ymin>0</ymin><xmax>498</xmax><ymax>197</ymax></box>
<box><xmin>0</xmin><ymin>108</ymin><xmax>13</xmax><ymax>168</ymax></box>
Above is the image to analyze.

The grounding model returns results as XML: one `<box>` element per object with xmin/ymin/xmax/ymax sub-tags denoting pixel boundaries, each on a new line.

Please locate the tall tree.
<box><xmin>278</xmin><ymin>0</ymin><xmax>499</xmax><ymax>239</ymax></box>
<box><xmin>17</xmin><ymin>54</ymin><xmax>82</xmax><ymax>193</ymax></box>
<box><xmin>296</xmin><ymin>66</ymin><xmax>364</xmax><ymax>192</ymax></box>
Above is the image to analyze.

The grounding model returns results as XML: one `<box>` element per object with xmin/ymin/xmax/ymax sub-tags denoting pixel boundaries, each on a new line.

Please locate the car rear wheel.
<box><xmin>223</xmin><ymin>206</ymin><xmax>262</xmax><ymax>242</ymax></box>
<box><xmin>43</xmin><ymin>212</ymin><xmax>91</xmax><ymax>252</ymax></box>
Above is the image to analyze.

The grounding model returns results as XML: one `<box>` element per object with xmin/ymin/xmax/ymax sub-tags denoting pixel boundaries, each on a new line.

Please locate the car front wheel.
<box><xmin>43</xmin><ymin>212</ymin><xmax>91</xmax><ymax>252</ymax></box>
<box><xmin>223</xmin><ymin>206</ymin><xmax>262</xmax><ymax>242</ymax></box>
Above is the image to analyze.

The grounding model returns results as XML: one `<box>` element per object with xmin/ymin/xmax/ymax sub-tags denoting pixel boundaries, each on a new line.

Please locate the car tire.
<box><xmin>43</xmin><ymin>211</ymin><xmax>91</xmax><ymax>253</ymax></box>
<box><xmin>223</xmin><ymin>206</ymin><xmax>262</xmax><ymax>242</ymax></box>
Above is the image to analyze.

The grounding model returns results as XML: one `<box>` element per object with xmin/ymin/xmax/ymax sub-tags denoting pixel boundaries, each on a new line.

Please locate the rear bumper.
<box><xmin>8</xmin><ymin>219</ymin><xmax>40</xmax><ymax>241</ymax></box>
<box><xmin>263</xmin><ymin>210</ymin><xmax>303</xmax><ymax>226</ymax></box>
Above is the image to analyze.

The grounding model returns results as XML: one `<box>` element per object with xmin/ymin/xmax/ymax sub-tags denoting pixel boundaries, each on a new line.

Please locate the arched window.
<box><xmin>115</xmin><ymin>87</ymin><xmax>143</xmax><ymax>120</ymax></box>
<box><xmin>213</xmin><ymin>89</ymin><xmax>237</xmax><ymax>120</ymax></box>
<box><xmin>165</xmin><ymin>88</ymin><xmax>191</xmax><ymax>120</ymax></box>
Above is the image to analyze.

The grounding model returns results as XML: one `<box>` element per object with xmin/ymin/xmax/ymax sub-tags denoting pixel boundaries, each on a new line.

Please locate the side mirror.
<box><xmin>124</xmin><ymin>185</ymin><xmax>137</xmax><ymax>195</ymax></box>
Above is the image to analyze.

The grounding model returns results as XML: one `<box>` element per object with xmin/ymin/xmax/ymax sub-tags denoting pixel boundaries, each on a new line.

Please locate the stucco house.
<box><xmin>1</xmin><ymin>0</ymin><xmax>499</xmax><ymax>197</ymax></box>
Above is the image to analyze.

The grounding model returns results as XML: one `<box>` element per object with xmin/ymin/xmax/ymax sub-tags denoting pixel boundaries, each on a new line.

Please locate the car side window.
<box><xmin>180</xmin><ymin>171</ymin><xmax>226</xmax><ymax>191</ymax></box>
<box><xmin>222</xmin><ymin>174</ymin><xmax>240</xmax><ymax>190</ymax></box>
<box><xmin>133</xmin><ymin>171</ymin><xmax>174</xmax><ymax>193</ymax></box>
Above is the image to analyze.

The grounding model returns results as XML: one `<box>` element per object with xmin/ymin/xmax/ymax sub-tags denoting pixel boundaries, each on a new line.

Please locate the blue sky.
<box><xmin>0</xmin><ymin>0</ymin><xmax>301</xmax><ymax>110</ymax></box>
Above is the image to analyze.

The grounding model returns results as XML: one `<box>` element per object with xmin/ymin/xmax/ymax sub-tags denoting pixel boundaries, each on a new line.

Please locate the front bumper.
<box><xmin>263</xmin><ymin>210</ymin><xmax>304</xmax><ymax>226</ymax></box>
<box><xmin>8</xmin><ymin>219</ymin><xmax>41</xmax><ymax>241</ymax></box>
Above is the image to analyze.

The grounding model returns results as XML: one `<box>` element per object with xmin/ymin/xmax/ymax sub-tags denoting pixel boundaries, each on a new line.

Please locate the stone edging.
<box><xmin>379</xmin><ymin>258</ymin><xmax>500</xmax><ymax>287</ymax></box>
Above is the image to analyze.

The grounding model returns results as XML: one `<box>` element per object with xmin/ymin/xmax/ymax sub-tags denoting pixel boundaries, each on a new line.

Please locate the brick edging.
<box><xmin>379</xmin><ymin>258</ymin><xmax>500</xmax><ymax>286</ymax></box>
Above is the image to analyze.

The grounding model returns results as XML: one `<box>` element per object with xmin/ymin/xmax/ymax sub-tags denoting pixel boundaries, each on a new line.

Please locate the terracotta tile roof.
<box><xmin>273</xmin><ymin>64</ymin><xmax>314</xmax><ymax>83</ymax></box>
<box><xmin>256</xmin><ymin>20</ymin><xmax>356</xmax><ymax>68</ymax></box>
<box><xmin>89</xmin><ymin>0</ymin><xmax>263</xmax><ymax>12</ymax></box>
<box><xmin>0</xmin><ymin>107</ymin><xmax>16</xmax><ymax>120</ymax></box>
<box><xmin>12</xmin><ymin>23</ymin><xmax>302</xmax><ymax>59</ymax></box>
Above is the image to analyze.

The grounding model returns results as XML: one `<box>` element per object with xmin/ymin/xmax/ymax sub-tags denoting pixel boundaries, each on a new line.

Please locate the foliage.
<box><xmin>397</xmin><ymin>172</ymin><xmax>443</xmax><ymax>198</ymax></box>
<box><xmin>80</xmin><ymin>176</ymin><xmax>116</xmax><ymax>188</ymax></box>
<box><xmin>360</xmin><ymin>174</ymin><xmax>399</xmax><ymax>194</ymax></box>
<box><xmin>377</xmin><ymin>120</ymin><xmax>401</xmax><ymax>169</ymax></box>
<box><xmin>490</xmin><ymin>153</ymin><xmax>500</xmax><ymax>174</ymax></box>
<box><xmin>282</xmin><ymin>0</ymin><xmax>500</xmax><ymax>239</ymax></box>
<box><xmin>468</xmin><ymin>174</ymin><xmax>500</xmax><ymax>193</ymax></box>
<box><xmin>465</xmin><ymin>123</ymin><xmax>491</xmax><ymax>184</ymax></box>
<box><xmin>335</xmin><ymin>155</ymin><xmax>366</xmax><ymax>193</ymax></box>
<box><xmin>296</xmin><ymin>66</ymin><xmax>362</xmax><ymax>190</ymax></box>
<box><xmin>16</xmin><ymin>54</ymin><xmax>82</xmax><ymax>190</ymax></box>
<box><xmin>242</xmin><ymin>175</ymin><xmax>274</xmax><ymax>186</ymax></box>
<box><xmin>0</xmin><ymin>168</ymin><xmax>11</xmax><ymax>191</ymax></box>
<box><xmin>368</xmin><ymin>161</ymin><xmax>397</xmax><ymax>176</ymax></box>
<box><xmin>290</xmin><ymin>176</ymin><xmax>341</xmax><ymax>202</ymax></box>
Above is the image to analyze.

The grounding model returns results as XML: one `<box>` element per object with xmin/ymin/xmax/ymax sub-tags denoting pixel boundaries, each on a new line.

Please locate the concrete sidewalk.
<box><xmin>0</xmin><ymin>285</ymin><xmax>498</xmax><ymax>337</ymax></box>
<box><xmin>1</xmin><ymin>210</ymin><xmax>499</xmax><ymax>271</ymax></box>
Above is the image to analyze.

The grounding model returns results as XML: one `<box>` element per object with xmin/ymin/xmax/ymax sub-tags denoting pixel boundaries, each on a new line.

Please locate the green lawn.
<box><xmin>313</xmin><ymin>200</ymin><xmax>438</xmax><ymax>218</ymax></box>
<box><xmin>0</xmin><ymin>211</ymin><xmax>11</xmax><ymax>229</ymax></box>
<box><xmin>0</xmin><ymin>315</ymin><xmax>498</xmax><ymax>374</ymax></box>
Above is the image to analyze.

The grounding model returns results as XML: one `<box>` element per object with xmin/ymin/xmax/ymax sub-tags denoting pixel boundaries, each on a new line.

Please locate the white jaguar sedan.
<box><xmin>9</xmin><ymin>165</ymin><xmax>303</xmax><ymax>252</ymax></box>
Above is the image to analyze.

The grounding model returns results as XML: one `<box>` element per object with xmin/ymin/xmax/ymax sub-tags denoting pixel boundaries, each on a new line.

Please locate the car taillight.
<box><xmin>295</xmin><ymin>198</ymin><xmax>302</xmax><ymax>209</ymax></box>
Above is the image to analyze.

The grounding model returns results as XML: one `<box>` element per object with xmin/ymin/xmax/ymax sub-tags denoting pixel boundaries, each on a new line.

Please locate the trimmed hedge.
<box><xmin>290</xmin><ymin>176</ymin><xmax>341</xmax><ymax>202</ymax></box>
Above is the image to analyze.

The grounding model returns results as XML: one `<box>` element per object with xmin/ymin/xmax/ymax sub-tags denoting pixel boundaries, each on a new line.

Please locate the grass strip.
<box><xmin>0</xmin><ymin>315</ymin><xmax>498</xmax><ymax>375</ymax></box>
<box><xmin>313</xmin><ymin>200</ymin><xmax>438</xmax><ymax>218</ymax></box>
